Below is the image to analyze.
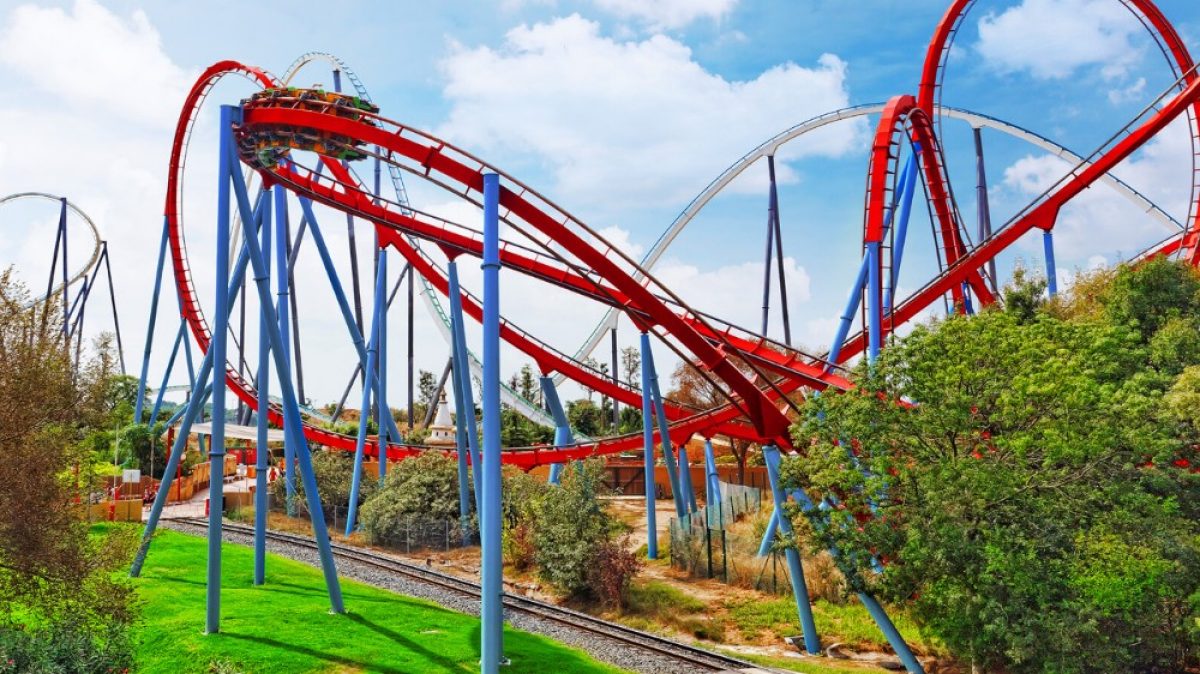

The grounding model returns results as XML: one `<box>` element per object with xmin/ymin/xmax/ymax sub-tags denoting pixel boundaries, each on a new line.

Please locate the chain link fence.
<box><xmin>670</xmin><ymin>482</ymin><xmax>823</xmax><ymax>596</ymax></box>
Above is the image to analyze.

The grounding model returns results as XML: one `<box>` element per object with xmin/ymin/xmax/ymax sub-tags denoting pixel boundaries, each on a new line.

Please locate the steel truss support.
<box><xmin>134</xmin><ymin>108</ymin><xmax>345</xmax><ymax>626</ymax></box>
<box><xmin>275</xmin><ymin>185</ymin><xmax>296</xmax><ymax>515</ymax></box>
<box><xmin>480</xmin><ymin>172</ymin><xmax>505</xmax><ymax>673</ymax></box>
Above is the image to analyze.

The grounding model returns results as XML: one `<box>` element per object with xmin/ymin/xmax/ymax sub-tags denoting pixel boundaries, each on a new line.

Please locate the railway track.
<box><xmin>164</xmin><ymin>517</ymin><xmax>769</xmax><ymax>673</ymax></box>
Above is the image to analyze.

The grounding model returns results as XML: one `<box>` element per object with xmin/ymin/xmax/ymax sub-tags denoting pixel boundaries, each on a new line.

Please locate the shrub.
<box><xmin>0</xmin><ymin>621</ymin><xmax>133</xmax><ymax>674</ymax></box>
<box><xmin>271</xmin><ymin>449</ymin><xmax>378</xmax><ymax>516</ymax></box>
<box><xmin>359</xmin><ymin>452</ymin><xmax>465</xmax><ymax>545</ymax></box>
<box><xmin>585</xmin><ymin>535</ymin><xmax>642</xmax><ymax>609</ymax></box>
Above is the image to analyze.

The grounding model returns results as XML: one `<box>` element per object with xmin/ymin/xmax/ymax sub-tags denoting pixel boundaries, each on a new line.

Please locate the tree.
<box><xmin>668</xmin><ymin>360</ymin><xmax>753</xmax><ymax>483</ymax></box>
<box><xmin>0</xmin><ymin>272</ymin><xmax>137</xmax><ymax>668</ymax></box>
<box><xmin>359</xmin><ymin>452</ymin><xmax>466</xmax><ymax>544</ymax></box>
<box><xmin>620</xmin><ymin>346</ymin><xmax>640</xmax><ymax>389</ymax></box>
<box><xmin>783</xmin><ymin>294</ymin><xmax>1200</xmax><ymax>673</ymax></box>
<box><xmin>567</xmin><ymin>399</ymin><xmax>604</xmax><ymax>438</ymax></box>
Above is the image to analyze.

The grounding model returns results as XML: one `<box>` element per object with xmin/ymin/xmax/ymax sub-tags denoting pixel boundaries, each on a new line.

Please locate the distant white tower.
<box><xmin>426</xmin><ymin>390</ymin><xmax>456</xmax><ymax>448</ymax></box>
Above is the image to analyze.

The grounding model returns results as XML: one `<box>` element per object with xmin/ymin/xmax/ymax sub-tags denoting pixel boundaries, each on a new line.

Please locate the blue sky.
<box><xmin>0</xmin><ymin>0</ymin><xmax>1198</xmax><ymax>408</ymax></box>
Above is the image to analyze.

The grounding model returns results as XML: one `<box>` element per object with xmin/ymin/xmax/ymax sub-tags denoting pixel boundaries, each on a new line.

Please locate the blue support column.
<box><xmin>274</xmin><ymin>185</ymin><xmax>296</xmax><ymax>515</ymax></box>
<box><xmin>762</xmin><ymin>445</ymin><xmax>820</xmax><ymax>654</ymax></box>
<box><xmin>254</xmin><ymin>190</ymin><xmax>272</xmax><ymax>586</ymax></box>
<box><xmin>1043</xmin><ymin>230</ymin><xmax>1058</xmax><ymax>297</ymax></box>
<box><xmin>867</xmin><ymin>241</ymin><xmax>883</xmax><ymax>363</ymax></box>
<box><xmin>204</xmin><ymin>105</ymin><xmax>237</xmax><ymax>634</ymax></box>
<box><xmin>148</xmin><ymin>320</ymin><xmax>187</xmax><ymax>424</ymax></box>
<box><xmin>480</xmin><ymin>173</ymin><xmax>504</xmax><ymax>672</ymax></box>
<box><xmin>539</xmin><ymin>375</ymin><xmax>573</xmax><ymax>486</ymax></box>
<box><xmin>703</xmin><ymin>439</ymin><xmax>721</xmax><ymax>506</ymax></box>
<box><xmin>757</xmin><ymin>508</ymin><xmax>780</xmax><ymax>557</ymax></box>
<box><xmin>857</xmin><ymin>593</ymin><xmax>925</xmax><ymax>674</ymax></box>
<box><xmin>639</xmin><ymin>332</ymin><xmax>658</xmax><ymax>560</ymax></box>
<box><xmin>447</xmin><ymin>291</ymin><xmax>474</xmax><ymax>534</ymax></box>
<box><xmin>887</xmin><ymin>151</ymin><xmax>920</xmax><ymax>314</ymax></box>
<box><xmin>226</xmin><ymin>122</ymin><xmax>343</xmax><ymax>613</ymax></box>
<box><xmin>134</xmin><ymin>218</ymin><xmax>170</xmax><ymax>423</ymax></box>
<box><xmin>377</xmin><ymin>248</ymin><xmax>390</xmax><ymax>481</ymax></box>
<box><xmin>678</xmin><ymin>445</ymin><xmax>698</xmax><ymax>513</ymax></box>
<box><xmin>132</xmin><ymin>186</ymin><xmax>266</xmax><ymax>579</ymax></box>
<box><xmin>448</xmin><ymin>259</ymin><xmax>482</xmax><ymax>504</ymax></box>
<box><xmin>345</xmin><ymin>261</ymin><xmax>383</xmax><ymax>536</ymax></box>
<box><xmin>644</xmin><ymin>339</ymin><xmax>685</xmax><ymax>518</ymax></box>
<box><xmin>297</xmin><ymin>198</ymin><xmax>402</xmax><ymax>443</ymax></box>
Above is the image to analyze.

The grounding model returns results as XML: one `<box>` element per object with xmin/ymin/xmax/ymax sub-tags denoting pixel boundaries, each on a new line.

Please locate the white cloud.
<box><xmin>438</xmin><ymin>15</ymin><xmax>861</xmax><ymax>213</ymax></box>
<box><xmin>1108</xmin><ymin>77</ymin><xmax>1146</xmax><ymax>105</ymax></box>
<box><xmin>0</xmin><ymin>0</ymin><xmax>191</xmax><ymax>127</ymax></box>
<box><xmin>975</xmin><ymin>0</ymin><xmax>1145</xmax><ymax>81</ymax></box>
<box><xmin>592</xmin><ymin>0</ymin><xmax>737</xmax><ymax>29</ymax></box>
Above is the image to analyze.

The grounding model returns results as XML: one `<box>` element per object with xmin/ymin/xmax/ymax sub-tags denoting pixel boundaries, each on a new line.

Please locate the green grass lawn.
<box><xmin>124</xmin><ymin>524</ymin><xmax>627</xmax><ymax>674</ymax></box>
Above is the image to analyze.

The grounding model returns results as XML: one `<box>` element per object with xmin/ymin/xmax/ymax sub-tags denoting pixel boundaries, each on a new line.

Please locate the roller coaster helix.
<box><xmin>128</xmin><ymin>2</ymin><xmax>1200</xmax><ymax>671</ymax></box>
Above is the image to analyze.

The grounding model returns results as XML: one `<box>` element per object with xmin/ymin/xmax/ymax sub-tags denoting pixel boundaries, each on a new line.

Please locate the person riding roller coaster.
<box><xmin>238</xmin><ymin>87</ymin><xmax>380</xmax><ymax>168</ymax></box>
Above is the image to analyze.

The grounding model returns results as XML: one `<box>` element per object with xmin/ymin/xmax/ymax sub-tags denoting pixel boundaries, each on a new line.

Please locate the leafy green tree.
<box><xmin>567</xmin><ymin>399</ymin><xmax>604</xmax><ymax>437</ymax></box>
<box><xmin>783</xmin><ymin>303</ymin><xmax>1200</xmax><ymax>673</ymax></box>
<box><xmin>1101</xmin><ymin>256</ymin><xmax>1200</xmax><ymax>340</ymax></box>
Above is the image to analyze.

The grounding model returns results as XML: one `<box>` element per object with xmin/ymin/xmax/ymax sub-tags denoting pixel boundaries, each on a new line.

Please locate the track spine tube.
<box><xmin>254</xmin><ymin>190</ymin><xmax>273</xmax><ymax>585</ymax></box>
<box><xmin>205</xmin><ymin>105</ymin><xmax>236</xmax><ymax>634</ymax></box>
<box><xmin>762</xmin><ymin>444</ymin><xmax>820</xmax><ymax>654</ymax></box>
<box><xmin>639</xmin><ymin>331</ymin><xmax>658</xmax><ymax>560</ymax></box>
<box><xmin>480</xmin><ymin>172</ymin><xmax>504</xmax><ymax>672</ymax></box>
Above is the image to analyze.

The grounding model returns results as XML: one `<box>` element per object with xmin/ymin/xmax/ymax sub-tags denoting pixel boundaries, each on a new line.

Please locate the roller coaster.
<box><xmin>127</xmin><ymin>2</ymin><xmax>1200</xmax><ymax>672</ymax></box>
<box><xmin>0</xmin><ymin>192</ymin><xmax>125</xmax><ymax>371</ymax></box>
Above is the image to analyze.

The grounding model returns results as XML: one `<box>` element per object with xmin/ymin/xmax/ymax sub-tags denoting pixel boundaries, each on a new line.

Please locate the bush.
<box><xmin>0</xmin><ymin>621</ymin><xmax>133</xmax><ymax>674</ymax></box>
<box><xmin>271</xmin><ymin>449</ymin><xmax>378</xmax><ymax>516</ymax></box>
<box><xmin>585</xmin><ymin>535</ymin><xmax>642</xmax><ymax>609</ymax></box>
<box><xmin>532</xmin><ymin>461</ymin><xmax>640</xmax><ymax>603</ymax></box>
<box><xmin>359</xmin><ymin>452</ymin><xmax>465</xmax><ymax>545</ymax></box>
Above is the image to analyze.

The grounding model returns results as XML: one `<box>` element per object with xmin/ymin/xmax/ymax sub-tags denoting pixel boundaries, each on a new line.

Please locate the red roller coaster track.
<box><xmin>164</xmin><ymin>1</ymin><xmax>1200</xmax><ymax>468</ymax></box>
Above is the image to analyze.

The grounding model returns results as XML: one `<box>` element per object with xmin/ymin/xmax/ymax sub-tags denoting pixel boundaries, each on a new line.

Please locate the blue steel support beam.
<box><xmin>274</xmin><ymin>185</ymin><xmax>296</xmax><ymax>515</ymax></box>
<box><xmin>639</xmin><ymin>332</ymin><xmax>658</xmax><ymax>560</ymax></box>
<box><xmin>678</xmin><ymin>445</ymin><xmax>698</xmax><ymax>513</ymax></box>
<box><xmin>133</xmin><ymin>182</ymin><xmax>266</xmax><ymax>577</ymax></box>
<box><xmin>867</xmin><ymin>242</ymin><xmax>883</xmax><ymax>363</ymax></box>
<box><xmin>134</xmin><ymin>218</ymin><xmax>170</xmax><ymax>423</ymax></box>
<box><xmin>448</xmin><ymin>259</ymin><xmax>483</xmax><ymax>503</ymax></box>
<box><xmin>644</xmin><ymin>341</ymin><xmax>685</xmax><ymax>518</ymax></box>
<box><xmin>296</xmin><ymin>198</ymin><xmax>402</xmax><ymax>442</ymax></box>
<box><xmin>1043</xmin><ymin>230</ymin><xmax>1058</xmax><ymax>297</ymax></box>
<box><xmin>447</xmin><ymin>280</ymin><xmax>474</xmax><ymax>534</ymax></box>
<box><xmin>703</xmin><ymin>439</ymin><xmax>721</xmax><ymax>506</ymax></box>
<box><xmin>762</xmin><ymin>445</ymin><xmax>820</xmax><ymax>654</ymax></box>
<box><xmin>345</xmin><ymin>259</ymin><xmax>385</xmax><ymax>535</ymax></box>
<box><xmin>480</xmin><ymin>172</ymin><xmax>504</xmax><ymax>672</ymax></box>
<box><xmin>147</xmin><ymin>321</ymin><xmax>187</xmax><ymax>424</ymax></box>
<box><xmin>539</xmin><ymin>375</ymin><xmax>573</xmax><ymax>486</ymax></box>
<box><xmin>205</xmin><ymin>104</ymin><xmax>236</xmax><ymax>634</ymax></box>
<box><xmin>377</xmin><ymin>248</ymin><xmax>390</xmax><ymax>481</ymax></box>
<box><xmin>254</xmin><ymin>190</ymin><xmax>272</xmax><ymax>586</ymax></box>
<box><xmin>226</xmin><ymin>121</ymin><xmax>344</xmax><ymax>613</ymax></box>
<box><xmin>887</xmin><ymin>150</ymin><xmax>921</xmax><ymax>314</ymax></box>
